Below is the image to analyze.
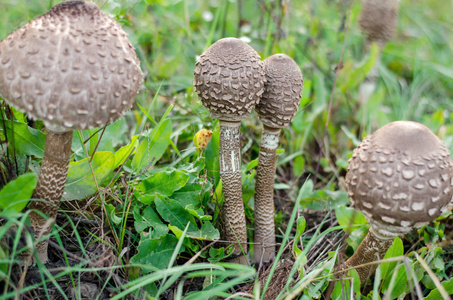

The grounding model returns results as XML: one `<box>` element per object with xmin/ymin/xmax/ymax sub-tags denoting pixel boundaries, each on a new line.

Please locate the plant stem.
<box><xmin>219</xmin><ymin>120</ymin><xmax>247</xmax><ymax>264</ymax></box>
<box><xmin>29</xmin><ymin>130</ymin><xmax>72</xmax><ymax>263</ymax></box>
<box><xmin>254</xmin><ymin>125</ymin><xmax>280</xmax><ymax>265</ymax></box>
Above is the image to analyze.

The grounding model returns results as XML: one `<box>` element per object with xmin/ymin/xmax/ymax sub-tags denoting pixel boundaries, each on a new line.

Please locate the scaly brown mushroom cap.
<box><xmin>358</xmin><ymin>0</ymin><xmax>399</xmax><ymax>44</ymax></box>
<box><xmin>0</xmin><ymin>1</ymin><xmax>142</xmax><ymax>264</ymax></box>
<box><xmin>0</xmin><ymin>0</ymin><xmax>142</xmax><ymax>132</ymax></box>
<box><xmin>255</xmin><ymin>53</ymin><xmax>303</xmax><ymax>128</ymax></box>
<box><xmin>346</xmin><ymin>121</ymin><xmax>453</xmax><ymax>237</ymax></box>
<box><xmin>193</xmin><ymin>37</ymin><xmax>264</xmax><ymax>122</ymax></box>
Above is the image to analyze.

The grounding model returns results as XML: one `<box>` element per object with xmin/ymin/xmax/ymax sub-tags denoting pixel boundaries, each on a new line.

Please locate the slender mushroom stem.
<box><xmin>253</xmin><ymin>53</ymin><xmax>303</xmax><ymax>265</ymax></box>
<box><xmin>343</xmin><ymin>228</ymin><xmax>394</xmax><ymax>283</ymax></box>
<box><xmin>29</xmin><ymin>130</ymin><xmax>72</xmax><ymax>263</ymax></box>
<box><xmin>254</xmin><ymin>125</ymin><xmax>280</xmax><ymax>264</ymax></box>
<box><xmin>219</xmin><ymin>120</ymin><xmax>248</xmax><ymax>264</ymax></box>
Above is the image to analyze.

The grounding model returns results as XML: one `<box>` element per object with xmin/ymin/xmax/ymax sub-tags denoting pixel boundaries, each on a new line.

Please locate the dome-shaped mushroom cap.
<box><xmin>255</xmin><ymin>53</ymin><xmax>303</xmax><ymax>128</ymax></box>
<box><xmin>0</xmin><ymin>1</ymin><xmax>142</xmax><ymax>132</ymax></box>
<box><xmin>193</xmin><ymin>37</ymin><xmax>265</xmax><ymax>122</ymax></box>
<box><xmin>358</xmin><ymin>0</ymin><xmax>399</xmax><ymax>43</ymax></box>
<box><xmin>346</xmin><ymin>121</ymin><xmax>453</xmax><ymax>237</ymax></box>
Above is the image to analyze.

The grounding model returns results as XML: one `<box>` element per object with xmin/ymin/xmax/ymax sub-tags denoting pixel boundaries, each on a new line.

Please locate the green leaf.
<box><xmin>63</xmin><ymin>152</ymin><xmax>115</xmax><ymax>201</ymax></box>
<box><xmin>155</xmin><ymin>194</ymin><xmax>198</xmax><ymax>233</ymax></box>
<box><xmin>425</xmin><ymin>278</ymin><xmax>453</xmax><ymax>300</ymax></box>
<box><xmin>292</xmin><ymin>216</ymin><xmax>306</xmax><ymax>257</ymax></box>
<box><xmin>135</xmin><ymin>169</ymin><xmax>189</xmax><ymax>205</ymax></box>
<box><xmin>3</xmin><ymin>121</ymin><xmax>45</xmax><ymax>158</ymax></box>
<box><xmin>331</xmin><ymin>269</ymin><xmax>361</xmax><ymax>299</ymax></box>
<box><xmin>131</xmin><ymin>119</ymin><xmax>172</xmax><ymax>172</ymax></box>
<box><xmin>133</xmin><ymin>206</ymin><xmax>168</xmax><ymax>239</ymax></box>
<box><xmin>172</xmin><ymin>182</ymin><xmax>211</xmax><ymax>209</ymax></box>
<box><xmin>105</xmin><ymin>203</ymin><xmax>122</xmax><ymax>225</ymax></box>
<box><xmin>382</xmin><ymin>263</ymin><xmax>409</xmax><ymax>299</ymax></box>
<box><xmin>191</xmin><ymin>221</ymin><xmax>219</xmax><ymax>240</ymax></box>
<box><xmin>0</xmin><ymin>173</ymin><xmax>37</xmax><ymax>217</ymax></box>
<box><xmin>113</xmin><ymin>135</ymin><xmax>139</xmax><ymax>169</ymax></box>
<box><xmin>131</xmin><ymin>234</ymin><xmax>181</xmax><ymax>271</ymax></box>
<box><xmin>335</xmin><ymin>206</ymin><xmax>367</xmax><ymax>233</ymax></box>
<box><xmin>380</xmin><ymin>237</ymin><xmax>404</xmax><ymax>280</ymax></box>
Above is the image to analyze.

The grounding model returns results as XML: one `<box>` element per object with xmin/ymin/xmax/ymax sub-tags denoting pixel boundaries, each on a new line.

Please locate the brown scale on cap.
<box><xmin>358</xmin><ymin>0</ymin><xmax>399</xmax><ymax>46</ymax></box>
<box><xmin>0</xmin><ymin>0</ymin><xmax>142</xmax><ymax>132</ymax></box>
<box><xmin>193</xmin><ymin>38</ymin><xmax>265</xmax><ymax>265</ymax></box>
<box><xmin>343</xmin><ymin>121</ymin><xmax>453</xmax><ymax>283</ymax></box>
<box><xmin>193</xmin><ymin>37</ymin><xmax>264</xmax><ymax>122</ymax></box>
<box><xmin>0</xmin><ymin>0</ymin><xmax>142</xmax><ymax>263</ymax></box>
<box><xmin>254</xmin><ymin>54</ymin><xmax>303</xmax><ymax>265</ymax></box>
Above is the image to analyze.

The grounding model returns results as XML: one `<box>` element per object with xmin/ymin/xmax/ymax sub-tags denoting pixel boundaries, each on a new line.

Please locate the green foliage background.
<box><xmin>0</xmin><ymin>0</ymin><xmax>452</xmax><ymax>299</ymax></box>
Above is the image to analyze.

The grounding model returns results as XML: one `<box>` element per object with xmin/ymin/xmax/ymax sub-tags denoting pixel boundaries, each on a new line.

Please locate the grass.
<box><xmin>0</xmin><ymin>0</ymin><xmax>453</xmax><ymax>299</ymax></box>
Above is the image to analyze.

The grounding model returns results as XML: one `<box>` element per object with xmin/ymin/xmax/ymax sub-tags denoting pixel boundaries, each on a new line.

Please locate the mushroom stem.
<box><xmin>219</xmin><ymin>120</ymin><xmax>247</xmax><ymax>264</ymax></box>
<box><xmin>254</xmin><ymin>124</ymin><xmax>281</xmax><ymax>264</ymax></box>
<box><xmin>343</xmin><ymin>228</ymin><xmax>394</xmax><ymax>283</ymax></box>
<box><xmin>29</xmin><ymin>130</ymin><xmax>72</xmax><ymax>263</ymax></box>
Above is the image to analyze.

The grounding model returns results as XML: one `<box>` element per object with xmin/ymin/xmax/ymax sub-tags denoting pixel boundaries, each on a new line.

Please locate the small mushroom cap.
<box><xmin>193</xmin><ymin>37</ymin><xmax>265</xmax><ymax>122</ymax></box>
<box><xmin>358</xmin><ymin>0</ymin><xmax>399</xmax><ymax>43</ymax></box>
<box><xmin>255</xmin><ymin>53</ymin><xmax>303</xmax><ymax>128</ymax></box>
<box><xmin>346</xmin><ymin>121</ymin><xmax>453</xmax><ymax>237</ymax></box>
<box><xmin>0</xmin><ymin>1</ymin><xmax>142</xmax><ymax>132</ymax></box>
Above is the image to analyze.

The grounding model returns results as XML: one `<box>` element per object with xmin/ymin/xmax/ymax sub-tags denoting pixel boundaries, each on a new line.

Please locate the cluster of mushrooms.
<box><xmin>0</xmin><ymin>0</ymin><xmax>452</xmax><ymax>289</ymax></box>
<box><xmin>193</xmin><ymin>37</ymin><xmax>304</xmax><ymax>265</ymax></box>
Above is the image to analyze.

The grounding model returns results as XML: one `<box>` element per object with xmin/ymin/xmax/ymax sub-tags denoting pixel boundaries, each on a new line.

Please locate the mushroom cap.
<box><xmin>193</xmin><ymin>37</ymin><xmax>265</xmax><ymax>122</ymax></box>
<box><xmin>255</xmin><ymin>53</ymin><xmax>303</xmax><ymax>128</ymax></box>
<box><xmin>358</xmin><ymin>0</ymin><xmax>399</xmax><ymax>43</ymax></box>
<box><xmin>0</xmin><ymin>1</ymin><xmax>142</xmax><ymax>132</ymax></box>
<box><xmin>346</xmin><ymin>121</ymin><xmax>453</xmax><ymax>237</ymax></box>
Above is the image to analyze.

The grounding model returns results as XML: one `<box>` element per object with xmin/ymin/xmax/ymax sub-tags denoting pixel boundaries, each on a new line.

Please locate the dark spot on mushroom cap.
<box><xmin>255</xmin><ymin>53</ymin><xmax>303</xmax><ymax>128</ymax></box>
<box><xmin>345</xmin><ymin>121</ymin><xmax>453</xmax><ymax>236</ymax></box>
<box><xmin>358</xmin><ymin>0</ymin><xmax>399</xmax><ymax>43</ymax></box>
<box><xmin>193</xmin><ymin>37</ymin><xmax>265</xmax><ymax>122</ymax></box>
<box><xmin>0</xmin><ymin>0</ymin><xmax>142</xmax><ymax>132</ymax></box>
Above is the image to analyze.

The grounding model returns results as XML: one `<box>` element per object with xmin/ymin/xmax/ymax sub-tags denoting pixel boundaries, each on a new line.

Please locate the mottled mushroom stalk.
<box><xmin>0</xmin><ymin>1</ymin><xmax>142</xmax><ymax>263</ymax></box>
<box><xmin>343</xmin><ymin>121</ymin><xmax>453</xmax><ymax>283</ymax></box>
<box><xmin>193</xmin><ymin>38</ymin><xmax>265</xmax><ymax>264</ymax></box>
<box><xmin>254</xmin><ymin>54</ymin><xmax>303</xmax><ymax>265</ymax></box>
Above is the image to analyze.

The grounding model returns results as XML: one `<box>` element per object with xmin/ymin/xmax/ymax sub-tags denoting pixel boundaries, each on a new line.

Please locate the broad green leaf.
<box><xmin>183</xmin><ymin>204</ymin><xmax>212</xmax><ymax>222</ymax></box>
<box><xmin>0</xmin><ymin>173</ymin><xmax>37</xmax><ymax>217</ymax></box>
<box><xmin>3</xmin><ymin>121</ymin><xmax>45</xmax><ymax>158</ymax></box>
<box><xmin>63</xmin><ymin>152</ymin><xmax>115</xmax><ymax>201</ymax></box>
<box><xmin>172</xmin><ymin>182</ymin><xmax>211</xmax><ymax>209</ymax></box>
<box><xmin>335</xmin><ymin>206</ymin><xmax>367</xmax><ymax>233</ymax></box>
<box><xmin>135</xmin><ymin>169</ymin><xmax>189</xmax><ymax>204</ymax></box>
<box><xmin>131</xmin><ymin>119</ymin><xmax>172</xmax><ymax>172</ymax></box>
<box><xmin>380</xmin><ymin>237</ymin><xmax>403</xmax><ymax>281</ymax></box>
<box><xmin>130</xmin><ymin>234</ymin><xmax>180</xmax><ymax>271</ymax></box>
<box><xmin>154</xmin><ymin>194</ymin><xmax>198</xmax><ymax>233</ymax></box>
<box><xmin>113</xmin><ymin>135</ymin><xmax>139</xmax><ymax>169</ymax></box>
<box><xmin>383</xmin><ymin>263</ymin><xmax>409</xmax><ymax>299</ymax></box>
<box><xmin>133</xmin><ymin>206</ymin><xmax>168</xmax><ymax>239</ymax></box>
<box><xmin>425</xmin><ymin>278</ymin><xmax>453</xmax><ymax>300</ymax></box>
<box><xmin>189</xmin><ymin>221</ymin><xmax>219</xmax><ymax>240</ymax></box>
